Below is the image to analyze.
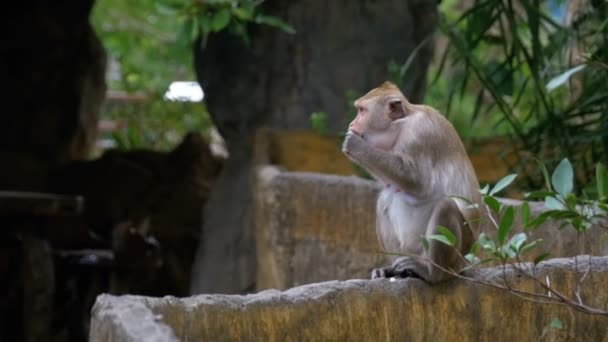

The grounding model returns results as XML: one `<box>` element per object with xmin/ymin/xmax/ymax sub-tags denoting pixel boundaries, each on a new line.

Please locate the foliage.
<box><xmin>431</xmin><ymin>0</ymin><xmax>608</xmax><ymax>189</ymax></box>
<box><xmin>310</xmin><ymin>111</ymin><xmax>329</xmax><ymax>135</ymax></box>
<box><xmin>430</xmin><ymin>158</ymin><xmax>608</xmax><ymax>315</ymax></box>
<box><xmin>163</xmin><ymin>0</ymin><xmax>295</xmax><ymax>47</ymax></box>
<box><xmin>98</xmin><ymin>99</ymin><xmax>214</xmax><ymax>152</ymax></box>
<box><xmin>92</xmin><ymin>0</ymin><xmax>191</xmax><ymax>93</ymax></box>
<box><xmin>91</xmin><ymin>0</ymin><xmax>293</xmax><ymax>152</ymax></box>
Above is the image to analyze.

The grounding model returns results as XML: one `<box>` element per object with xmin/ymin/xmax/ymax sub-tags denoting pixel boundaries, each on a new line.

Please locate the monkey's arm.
<box><xmin>342</xmin><ymin>132</ymin><xmax>423</xmax><ymax>195</ymax></box>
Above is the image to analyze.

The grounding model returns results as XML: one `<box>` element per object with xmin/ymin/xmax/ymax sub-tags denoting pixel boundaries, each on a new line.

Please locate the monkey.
<box><xmin>342</xmin><ymin>81</ymin><xmax>481</xmax><ymax>284</ymax></box>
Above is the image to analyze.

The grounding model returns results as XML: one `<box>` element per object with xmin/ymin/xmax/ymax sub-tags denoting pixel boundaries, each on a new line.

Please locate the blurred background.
<box><xmin>0</xmin><ymin>0</ymin><xmax>606</xmax><ymax>341</ymax></box>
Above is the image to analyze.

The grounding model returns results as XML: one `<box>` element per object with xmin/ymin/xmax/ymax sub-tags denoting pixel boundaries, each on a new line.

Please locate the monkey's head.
<box><xmin>348</xmin><ymin>81</ymin><xmax>412</xmax><ymax>151</ymax></box>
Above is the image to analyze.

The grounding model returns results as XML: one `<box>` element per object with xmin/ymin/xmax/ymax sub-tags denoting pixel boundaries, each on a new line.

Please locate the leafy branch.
<box><xmin>423</xmin><ymin>158</ymin><xmax>608</xmax><ymax>316</ymax></box>
<box><xmin>160</xmin><ymin>0</ymin><xmax>295</xmax><ymax>47</ymax></box>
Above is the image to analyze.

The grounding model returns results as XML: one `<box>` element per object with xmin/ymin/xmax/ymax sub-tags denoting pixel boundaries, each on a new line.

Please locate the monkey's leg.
<box><xmin>372</xmin><ymin>198</ymin><xmax>467</xmax><ymax>283</ymax></box>
<box><xmin>419</xmin><ymin>198</ymin><xmax>468</xmax><ymax>283</ymax></box>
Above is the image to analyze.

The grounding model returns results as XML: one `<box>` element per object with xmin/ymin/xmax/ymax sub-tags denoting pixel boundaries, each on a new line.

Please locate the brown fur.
<box><xmin>343</xmin><ymin>81</ymin><xmax>480</xmax><ymax>284</ymax></box>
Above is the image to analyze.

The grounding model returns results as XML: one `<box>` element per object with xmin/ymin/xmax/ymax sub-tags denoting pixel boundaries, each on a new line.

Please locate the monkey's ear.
<box><xmin>388</xmin><ymin>99</ymin><xmax>406</xmax><ymax>120</ymax></box>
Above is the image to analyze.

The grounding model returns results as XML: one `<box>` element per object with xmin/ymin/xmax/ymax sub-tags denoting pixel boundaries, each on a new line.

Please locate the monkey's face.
<box><xmin>348</xmin><ymin>92</ymin><xmax>407</xmax><ymax>151</ymax></box>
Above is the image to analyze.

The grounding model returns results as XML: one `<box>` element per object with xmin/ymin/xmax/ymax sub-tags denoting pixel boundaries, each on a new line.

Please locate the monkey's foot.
<box><xmin>371</xmin><ymin>266</ymin><xmax>420</xmax><ymax>280</ymax></box>
<box><xmin>371</xmin><ymin>267</ymin><xmax>389</xmax><ymax>279</ymax></box>
<box><xmin>371</xmin><ymin>258</ymin><xmax>422</xmax><ymax>280</ymax></box>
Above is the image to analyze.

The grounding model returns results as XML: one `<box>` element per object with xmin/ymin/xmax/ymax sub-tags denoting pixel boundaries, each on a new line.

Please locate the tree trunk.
<box><xmin>191</xmin><ymin>0</ymin><xmax>438</xmax><ymax>294</ymax></box>
<box><xmin>0</xmin><ymin>1</ymin><xmax>106</xmax><ymax>191</ymax></box>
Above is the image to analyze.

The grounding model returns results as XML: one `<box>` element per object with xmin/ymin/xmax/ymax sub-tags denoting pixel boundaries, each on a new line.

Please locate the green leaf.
<box><xmin>421</xmin><ymin>237</ymin><xmax>430</xmax><ymax>251</ymax></box>
<box><xmin>520</xmin><ymin>202</ymin><xmax>531</xmax><ymax>226</ymax></box>
<box><xmin>490</xmin><ymin>174</ymin><xmax>517</xmax><ymax>196</ymax></box>
<box><xmin>177</xmin><ymin>18</ymin><xmax>194</xmax><ymax>46</ymax></box>
<box><xmin>534</xmin><ymin>252</ymin><xmax>551</xmax><ymax>265</ymax></box>
<box><xmin>508</xmin><ymin>232</ymin><xmax>527</xmax><ymax>252</ymax></box>
<box><xmin>546</xmin><ymin>64</ymin><xmax>586</xmax><ymax>93</ymax></box>
<box><xmin>470</xmin><ymin>241</ymin><xmax>480</xmax><ymax>255</ymax></box>
<box><xmin>596</xmin><ymin>163</ymin><xmax>608</xmax><ymax>200</ymax></box>
<box><xmin>520</xmin><ymin>239</ymin><xmax>542</xmax><ymax>254</ymax></box>
<box><xmin>480</xmin><ymin>184</ymin><xmax>490</xmax><ymax>196</ymax></box>
<box><xmin>534</xmin><ymin>158</ymin><xmax>552</xmax><ymax>191</ymax></box>
<box><xmin>464</xmin><ymin>253</ymin><xmax>480</xmax><ymax>264</ymax></box>
<box><xmin>310</xmin><ymin>111</ymin><xmax>328</xmax><ymax>134</ymax></box>
<box><xmin>199</xmin><ymin>14</ymin><xmax>212</xmax><ymax>35</ymax></box>
<box><xmin>544</xmin><ymin>196</ymin><xmax>565</xmax><ymax>210</ymax></box>
<box><xmin>437</xmin><ymin>226</ymin><xmax>456</xmax><ymax>246</ymax></box>
<box><xmin>155</xmin><ymin>3</ymin><xmax>180</xmax><ymax>16</ymax></box>
<box><xmin>524</xmin><ymin>190</ymin><xmax>555</xmax><ymax>200</ymax></box>
<box><xmin>565</xmin><ymin>193</ymin><xmax>577</xmax><ymax>209</ymax></box>
<box><xmin>525</xmin><ymin>210</ymin><xmax>557</xmax><ymax>230</ymax></box>
<box><xmin>484</xmin><ymin>196</ymin><xmax>501</xmax><ymax>213</ymax></box>
<box><xmin>498</xmin><ymin>206</ymin><xmax>515</xmax><ymax>245</ymax></box>
<box><xmin>231</xmin><ymin>7</ymin><xmax>253</xmax><ymax>21</ymax></box>
<box><xmin>479</xmin><ymin>233</ymin><xmax>496</xmax><ymax>252</ymax></box>
<box><xmin>551</xmin><ymin>158</ymin><xmax>574</xmax><ymax>197</ymax></box>
<box><xmin>549</xmin><ymin>317</ymin><xmax>563</xmax><ymax>330</ymax></box>
<box><xmin>428</xmin><ymin>234</ymin><xmax>453</xmax><ymax>246</ymax></box>
<box><xmin>255</xmin><ymin>15</ymin><xmax>296</xmax><ymax>34</ymax></box>
<box><xmin>211</xmin><ymin>9</ymin><xmax>231</xmax><ymax>32</ymax></box>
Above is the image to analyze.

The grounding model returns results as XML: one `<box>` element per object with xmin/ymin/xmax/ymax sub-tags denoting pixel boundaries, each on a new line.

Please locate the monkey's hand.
<box><xmin>341</xmin><ymin>131</ymin><xmax>366</xmax><ymax>160</ymax></box>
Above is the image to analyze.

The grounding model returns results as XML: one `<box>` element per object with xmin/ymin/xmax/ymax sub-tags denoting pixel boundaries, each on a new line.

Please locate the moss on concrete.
<box><xmin>90</xmin><ymin>256</ymin><xmax>608</xmax><ymax>341</ymax></box>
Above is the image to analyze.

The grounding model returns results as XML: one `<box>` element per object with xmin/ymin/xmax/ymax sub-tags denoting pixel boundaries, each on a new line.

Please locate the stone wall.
<box><xmin>254</xmin><ymin>166</ymin><xmax>389</xmax><ymax>290</ymax></box>
<box><xmin>254</xmin><ymin>166</ymin><xmax>608</xmax><ymax>291</ymax></box>
<box><xmin>90</xmin><ymin>256</ymin><xmax>608</xmax><ymax>341</ymax></box>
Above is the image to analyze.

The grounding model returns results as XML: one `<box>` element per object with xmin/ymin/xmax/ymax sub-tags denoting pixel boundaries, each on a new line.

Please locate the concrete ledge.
<box><xmin>254</xmin><ymin>166</ymin><xmax>608</xmax><ymax>291</ymax></box>
<box><xmin>90</xmin><ymin>256</ymin><xmax>608</xmax><ymax>341</ymax></box>
<box><xmin>254</xmin><ymin>166</ymin><xmax>390</xmax><ymax>290</ymax></box>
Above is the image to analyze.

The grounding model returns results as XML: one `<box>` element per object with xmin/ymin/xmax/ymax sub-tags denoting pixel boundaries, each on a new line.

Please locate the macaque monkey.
<box><xmin>342</xmin><ymin>81</ymin><xmax>480</xmax><ymax>284</ymax></box>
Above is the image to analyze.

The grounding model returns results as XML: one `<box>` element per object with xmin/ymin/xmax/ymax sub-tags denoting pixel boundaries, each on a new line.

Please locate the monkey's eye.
<box><xmin>357</xmin><ymin>106</ymin><xmax>366</xmax><ymax>115</ymax></box>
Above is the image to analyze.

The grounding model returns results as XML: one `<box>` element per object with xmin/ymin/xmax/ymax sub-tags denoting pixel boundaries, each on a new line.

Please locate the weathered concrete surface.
<box><xmin>254</xmin><ymin>128</ymin><xmax>357</xmax><ymax>176</ymax></box>
<box><xmin>254</xmin><ymin>166</ymin><xmax>390</xmax><ymax>290</ymax></box>
<box><xmin>90</xmin><ymin>256</ymin><xmax>608</xmax><ymax>341</ymax></box>
<box><xmin>254</xmin><ymin>166</ymin><xmax>608</xmax><ymax>291</ymax></box>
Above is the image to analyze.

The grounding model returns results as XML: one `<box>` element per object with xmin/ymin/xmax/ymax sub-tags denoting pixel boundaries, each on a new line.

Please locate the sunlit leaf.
<box><xmin>546</xmin><ymin>64</ymin><xmax>586</xmax><ymax>93</ymax></box>
<box><xmin>544</xmin><ymin>196</ymin><xmax>565</xmax><ymax>210</ymax></box>
<box><xmin>490</xmin><ymin>174</ymin><xmax>518</xmax><ymax>196</ymax></box>
<box><xmin>480</xmin><ymin>184</ymin><xmax>490</xmax><ymax>196</ymax></box>
<box><xmin>479</xmin><ymin>233</ymin><xmax>496</xmax><ymax>252</ymax></box>
<box><xmin>551</xmin><ymin>158</ymin><xmax>573</xmax><ymax>197</ymax></box>
<box><xmin>508</xmin><ymin>232</ymin><xmax>527</xmax><ymax>252</ymax></box>
<box><xmin>464</xmin><ymin>253</ymin><xmax>480</xmax><ymax>265</ymax></box>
